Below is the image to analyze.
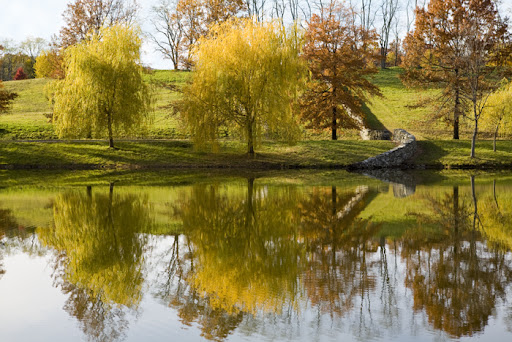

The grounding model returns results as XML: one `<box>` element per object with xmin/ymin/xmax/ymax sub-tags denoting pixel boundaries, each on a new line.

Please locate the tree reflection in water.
<box><xmin>404</xmin><ymin>182</ymin><xmax>512</xmax><ymax>338</ymax></box>
<box><xmin>37</xmin><ymin>184</ymin><xmax>151</xmax><ymax>342</ymax></box>
<box><xmin>0</xmin><ymin>208</ymin><xmax>19</xmax><ymax>279</ymax></box>
<box><xmin>173</xmin><ymin>178</ymin><xmax>303</xmax><ymax>340</ymax></box>
<box><xmin>154</xmin><ymin>179</ymin><xmax>389</xmax><ymax>340</ymax></box>
<box><xmin>15</xmin><ymin>176</ymin><xmax>512</xmax><ymax>341</ymax></box>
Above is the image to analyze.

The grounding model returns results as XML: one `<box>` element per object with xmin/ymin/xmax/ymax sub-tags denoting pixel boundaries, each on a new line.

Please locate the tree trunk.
<box><xmin>471</xmin><ymin>175</ymin><xmax>478</xmax><ymax>231</ymax></box>
<box><xmin>493</xmin><ymin>179</ymin><xmax>500</xmax><ymax>211</ymax></box>
<box><xmin>380</xmin><ymin>47</ymin><xmax>387</xmax><ymax>69</ymax></box>
<box><xmin>493</xmin><ymin>123</ymin><xmax>499</xmax><ymax>152</ymax></box>
<box><xmin>331</xmin><ymin>186</ymin><xmax>337</xmax><ymax>217</ymax></box>
<box><xmin>470</xmin><ymin>118</ymin><xmax>478</xmax><ymax>158</ymax></box>
<box><xmin>247</xmin><ymin>120</ymin><xmax>255</xmax><ymax>155</ymax></box>
<box><xmin>332</xmin><ymin>106</ymin><xmax>337</xmax><ymax>140</ymax></box>
<box><xmin>246</xmin><ymin>177</ymin><xmax>255</xmax><ymax>228</ymax></box>
<box><xmin>107</xmin><ymin>111</ymin><xmax>114</xmax><ymax>148</ymax></box>
<box><xmin>453</xmin><ymin>70</ymin><xmax>460</xmax><ymax>140</ymax></box>
<box><xmin>453</xmin><ymin>186</ymin><xmax>459</xmax><ymax>234</ymax></box>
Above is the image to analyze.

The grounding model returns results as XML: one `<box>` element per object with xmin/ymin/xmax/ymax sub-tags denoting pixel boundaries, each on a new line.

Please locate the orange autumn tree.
<box><xmin>176</xmin><ymin>0</ymin><xmax>246</xmax><ymax>69</ymax></box>
<box><xmin>300</xmin><ymin>0</ymin><xmax>380</xmax><ymax>140</ymax></box>
<box><xmin>401</xmin><ymin>0</ymin><xmax>508</xmax><ymax>144</ymax></box>
<box><xmin>58</xmin><ymin>0</ymin><xmax>138</xmax><ymax>49</ymax></box>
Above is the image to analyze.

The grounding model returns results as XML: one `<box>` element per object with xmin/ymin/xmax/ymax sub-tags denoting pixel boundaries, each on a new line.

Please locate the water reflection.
<box><xmin>0</xmin><ymin>208</ymin><xmax>18</xmax><ymax>279</ymax></box>
<box><xmin>404</xmin><ymin>182</ymin><xmax>512</xmax><ymax>337</ymax></box>
<box><xmin>37</xmin><ymin>184</ymin><xmax>151</xmax><ymax>342</ymax></box>
<box><xmin>1</xmin><ymin>174</ymin><xmax>512</xmax><ymax>341</ymax></box>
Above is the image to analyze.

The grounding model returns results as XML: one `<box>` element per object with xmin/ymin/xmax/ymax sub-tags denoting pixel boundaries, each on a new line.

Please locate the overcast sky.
<box><xmin>0</xmin><ymin>0</ymin><xmax>169</xmax><ymax>69</ymax></box>
<box><xmin>1</xmin><ymin>0</ymin><xmax>511</xmax><ymax>70</ymax></box>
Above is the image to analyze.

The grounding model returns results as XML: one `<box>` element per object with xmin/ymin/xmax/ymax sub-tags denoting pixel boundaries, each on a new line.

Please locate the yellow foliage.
<box><xmin>34</xmin><ymin>49</ymin><xmax>64</xmax><ymax>79</ymax></box>
<box><xmin>51</xmin><ymin>24</ymin><xmax>153</xmax><ymax>147</ymax></box>
<box><xmin>37</xmin><ymin>189</ymin><xmax>151</xmax><ymax>307</ymax></box>
<box><xmin>481</xmin><ymin>80</ymin><xmax>512</xmax><ymax>134</ymax></box>
<box><xmin>182</xmin><ymin>18</ymin><xmax>306</xmax><ymax>153</ymax></box>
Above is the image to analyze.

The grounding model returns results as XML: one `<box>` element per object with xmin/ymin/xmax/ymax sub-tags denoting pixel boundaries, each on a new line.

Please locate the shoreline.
<box><xmin>1</xmin><ymin>139</ymin><xmax>512</xmax><ymax>171</ymax></box>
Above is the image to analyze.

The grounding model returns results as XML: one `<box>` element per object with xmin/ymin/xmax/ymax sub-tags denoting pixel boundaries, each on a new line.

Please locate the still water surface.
<box><xmin>1</xmin><ymin>172</ymin><xmax>512</xmax><ymax>341</ymax></box>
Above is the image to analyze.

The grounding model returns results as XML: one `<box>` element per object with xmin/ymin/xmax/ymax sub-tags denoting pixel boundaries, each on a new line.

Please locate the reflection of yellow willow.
<box><xmin>180</xmin><ymin>181</ymin><xmax>305</xmax><ymax>315</ymax></box>
<box><xmin>38</xmin><ymin>189</ymin><xmax>151</xmax><ymax>308</ymax></box>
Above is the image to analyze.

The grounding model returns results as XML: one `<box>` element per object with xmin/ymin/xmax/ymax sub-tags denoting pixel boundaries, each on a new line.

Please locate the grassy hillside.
<box><xmin>1</xmin><ymin>78</ymin><xmax>56</xmax><ymax>139</ymax></box>
<box><xmin>2</xmin><ymin>68</ymin><xmax>512</xmax><ymax>169</ymax></box>
<box><xmin>365</xmin><ymin>67</ymin><xmax>481</xmax><ymax>140</ymax></box>
<box><xmin>1</xmin><ymin>68</ymin><xmax>481</xmax><ymax>141</ymax></box>
<box><xmin>1</xmin><ymin>70</ymin><xmax>192</xmax><ymax>140</ymax></box>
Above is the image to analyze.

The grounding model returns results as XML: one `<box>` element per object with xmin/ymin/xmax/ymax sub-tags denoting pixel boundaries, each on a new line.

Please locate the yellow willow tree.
<box><xmin>182</xmin><ymin>19</ymin><xmax>306</xmax><ymax>155</ymax></box>
<box><xmin>51</xmin><ymin>24</ymin><xmax>152</xmax><ymax>148</ymax></box>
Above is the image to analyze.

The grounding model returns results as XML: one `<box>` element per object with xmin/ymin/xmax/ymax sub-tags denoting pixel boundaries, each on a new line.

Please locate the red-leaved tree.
<box><xmin>13</xmin><ymin>67</ymin><xmax>27</xmax><ymax>80</ymax></box>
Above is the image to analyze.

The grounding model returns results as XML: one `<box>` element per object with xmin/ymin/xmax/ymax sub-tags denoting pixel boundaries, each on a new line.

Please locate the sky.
<box><xmin>0</xmin><ymin>0</ymin><xmax>170</xmax><ymax>69</ymax></box>
<box><xmin>1</xmin><ymin>0</ymin><xmax>512</xmax><ymax>70</ymax></box>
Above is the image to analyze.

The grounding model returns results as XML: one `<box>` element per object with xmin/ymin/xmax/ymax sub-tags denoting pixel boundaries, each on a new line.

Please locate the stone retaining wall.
<box><xmin>349</xmin><ymin>129</ymin><xmax>416</xmax><ymax>169</ymax></box>
<box><xmin>360</xmin><ymin>129</ymin><xmax>392</xmax><ymax>140</ymax></box>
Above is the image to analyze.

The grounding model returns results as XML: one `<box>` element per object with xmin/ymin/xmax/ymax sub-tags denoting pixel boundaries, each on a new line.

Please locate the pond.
<box><xmin>1</xmin><ymin>170</ymin><xmax>512</xmax><ymax>341</ymax></box>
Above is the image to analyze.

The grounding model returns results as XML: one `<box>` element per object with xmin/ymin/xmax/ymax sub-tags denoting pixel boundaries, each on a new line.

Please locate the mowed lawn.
<box><xmin>0</xmin><ymin>140</ymin><xmax>394</xmax><ymax>169</ymax></box>
<box><xmin>2</xmin><ymin>68</ymin><xmax>512</xmax><ymax>169</ymax></box>
<box><xmin>1</xmin><ymin>70</ymin><xmax>190</xmax><ymax>140</ymax></box>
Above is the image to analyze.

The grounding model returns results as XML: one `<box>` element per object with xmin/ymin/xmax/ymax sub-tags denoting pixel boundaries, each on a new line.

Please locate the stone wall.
<box><xmin>360</xmin><ymin>129</ymin><xmax>392</xmax><ymax>140</ymax></box>
<box><xmin>349</xmin><ymin>129</ymin><xmax>416</xmax><ymax>169</ymax></box>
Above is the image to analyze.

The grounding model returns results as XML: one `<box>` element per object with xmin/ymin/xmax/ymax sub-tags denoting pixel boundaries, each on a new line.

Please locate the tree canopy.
<box><xmin>300</xmin><ymin>1</ymin><xmax>380</xmax><ymax>140</ymax></box>
<box><xmin>401</xmin><ymin>0</ymin><xmax>509</xmax><ymax>144</ymax></box>
<box><xmin>182</xmin><ymin>18</ymin><xmax>306</xmax><ymax>154</ymax></box>
<box><xmin>58</xmin><ymin>0</ymin><xmax>138</xmax><ymax>48</ymax></box>
<box><xmin>51</xmin><ymin>24</ymin><xmax>153</xmax><ymax>148</ymax></box>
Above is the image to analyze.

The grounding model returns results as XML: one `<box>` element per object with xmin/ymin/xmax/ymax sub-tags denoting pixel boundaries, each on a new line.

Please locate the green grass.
<box><xmin>365</xmin><ymin>67</ymin><xmax>481</xmax><ymax>140</ymax></box>
<box><xmin>366</xmin><ymin>68</ymin><xmax>443</xmax><ymax>138</ymax></box>
<box><xmin>3</xmin><ymin>69</ymin><xmax>512</xmax><ymax>169</ymax></box>
<box><xmin>1</xmin><ymin>71</ymin><xmax>192</xmax><ymax>140</ymax></box>
<box><xmin>142</xmin><ymin>70</ymin><xmax>191</xmax><ymax>139</ymax></box>
<box><xmin>0</xmin><ymin>139</ymin><xmax>394</xmax><ymax>169</ymax></box>
<box><xmin>1</xmin><ymin>78</ymin><xmax>56</xmax><ymax>140</ymax></box>
<box><xmin>415</xmin><ymin>140</ymin><xmax>512</xmax><ymax>167</ymax></box>
<box><xmin>3</xmin><ymin>78</ymin><xmax>51</xmax><ymax>113</ymax></box>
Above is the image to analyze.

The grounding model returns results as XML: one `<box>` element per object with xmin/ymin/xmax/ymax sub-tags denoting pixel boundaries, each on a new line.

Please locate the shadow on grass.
<box><xmin>415</xmin><ymin>140</ymin><xmax>455</xmax><ymax>165</ymax></box>
<box><xmin>361</xmin><ymin>102</ymin><xmax>387</xmax><ymax>130</ymax></box>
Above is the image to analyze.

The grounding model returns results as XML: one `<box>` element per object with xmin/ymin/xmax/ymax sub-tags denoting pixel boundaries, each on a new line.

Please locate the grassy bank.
<box><xmin>414</xmin><ymin>140</ymin><xmax>512</xmax><ymax>168</ymax></box>
<box><xmin>0</xmin><ymin>139</ymin><xmax>394</xmax><ymax>170</ymax></box>
<box><xmin>3</xmin><ymin>69</ymin><xmax>512</xmax><ymax>170</ymax></box>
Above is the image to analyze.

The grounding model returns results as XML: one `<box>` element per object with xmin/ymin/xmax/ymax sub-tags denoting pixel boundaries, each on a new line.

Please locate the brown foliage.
<box><xmin>300</xmin><ymin>1</ymin><xmax>380</xmax><ymax>140</ymax></box>
<box><xmin>401</xmin><ymin>0</ymin><xmax>509</xmax><ymax>140</ymax></box>
<box><xmin>58</xmin><ymin>0</ymin><xmax>138</xmax><ymax>48</ymax></box>
<box><xmin>176</xmin><ymin>0</ymin><xmax>246</xmax><ymax>69</ymax></box>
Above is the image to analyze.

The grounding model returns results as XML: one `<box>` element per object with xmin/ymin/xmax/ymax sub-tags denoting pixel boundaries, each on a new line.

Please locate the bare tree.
<box><xmin>457</xmin><ymin>0</ymin><xmax>508</xmax><ymax>158</ymax></box>
<box><xmin>271</xmin><ymin>0</ymin><xmax>287</xmax><ymax>20</ymax></box>
<box><xmin>20</xmin><ymin>37</ymin><xmax>48</xmax><ymax>63</ymax></box>
<box><xmin>360</xmin><ymin>0</ymin><xmax>377</xmax><ymax>33</ymax></box>
<box><xmin>378</xmin><ymin>0</ymin><xmax>399</xmax><ymax>68</ymax></box>
<box><xmin>150</xmin><ymin>0</ymin><xmax>184</xmax><ymax>70</ymax></box>
<box><xmin>461</xmin><ymin>2</ymin><xmax>509</xmax><ymax>158</ymax></box>
<box><xmin>246</xmin><ymin>0</ymin><xmax>267</xmax><ymax>21</ymax></box>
